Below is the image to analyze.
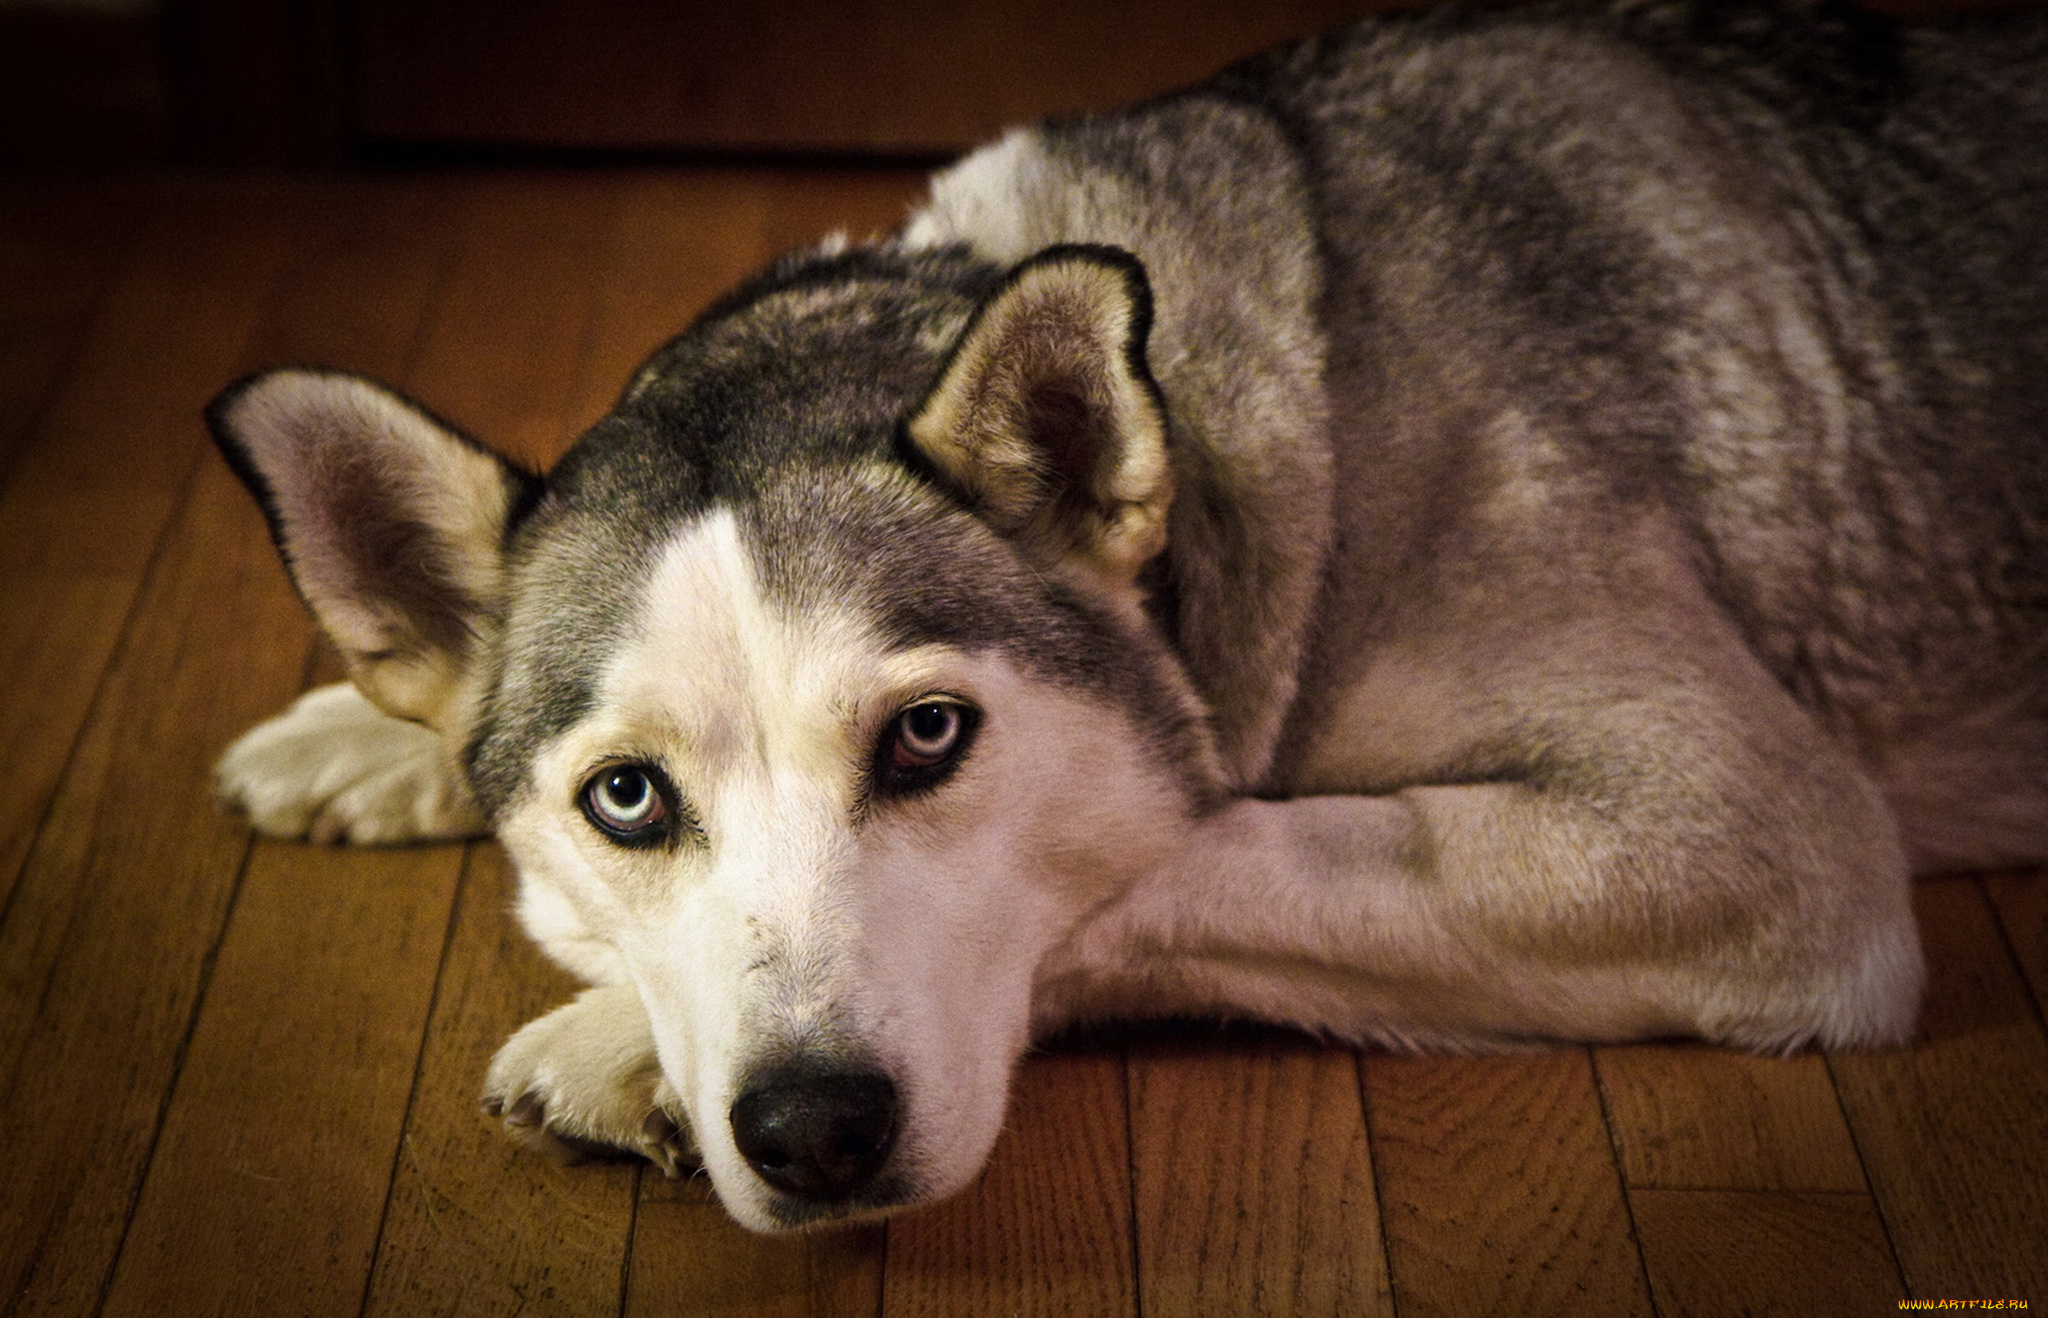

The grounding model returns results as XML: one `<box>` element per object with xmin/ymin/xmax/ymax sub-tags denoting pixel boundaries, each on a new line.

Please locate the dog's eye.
<box><xmin>581</xmin><ymin>764</ymin><xmax>673</xmax><ymax>843</ymax></box>
<box><xmin>895</xmin><ymin>703</ymin><xmax>964</xmax><ymax>765</ymax></box>
<box><xmin>879</xmin><ymin>700</ymin><xmax>979</xmax><ymax>793</ymax></box>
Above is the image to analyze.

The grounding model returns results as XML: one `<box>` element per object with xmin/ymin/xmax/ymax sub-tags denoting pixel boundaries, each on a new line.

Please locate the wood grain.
<box><xmin>0</xmin><ymin>177</ymin><xmax>139</xmax><ymax>480</ymax></box>
<box><xmin>1828</xmin><ymin>876</ymin><xmax>2048</xmax><ymax>1299</ymax></box>
<box><xmin>1984</xmin><ymin>870</ymin><xmax>2047</xmax><ymax>1021</ymax></box>
<box><xmin>564</xmin><ymin>171</ymin><xmax>776</xmax><ymax>429</ymax></box>
<box><xmin>627</xmin><ymin>1175</ymin><xmax>885</xmax><ymax>1317</ymax></box>
<box><xmin>1630</xmin><ymin>1189</ymin><xmax>1903</xmax><ymax>1316</ymax></box>
<box><xmin>0</xmin><ymin>179</ymin><xmax>295</xmax><ymax>925</ymax></box>
<box><xmin>0</xmin><ymin>424</ymin><xmax>326</xmax><ymax>1316</ymax></box>
<box><xmin>1127</xmin><ymin>1034</ymin><xmax>1391</xmax><ymax>1317</ymax></box>
<box><xmin>883</xmin><ymin>1051</ymin><xmax>1138</xmax><ymax>1318</ymax></box>
<box><xmin>399</xmin><ymin>173</ymin><xmax>626</xmax><ymax>469</ymax></box>
<box><xmin>565</xmin><ymin>168</ymin><xmax>930</xmax><ymax>428</ymax></box>
<box><xmin>98</xmin><ymin>838</ymin><xmax>464</xmax><ymax>1318</ymax></box>
<box><xmin>1363</xmin><ymin>1049</ymin><xmax>1654</xmax><ymax>1318</ymax></box>
<box><xmin>0</xmin><ymin>181</ymin><xmax>308</xmax><ymax>1318</ymax></box>
<box><xmin>1594</xmin><ymin>1046</ymin><xmax>1865</xmax><ymax>1191</ymax></box>
<box><xmin>229</xmin><ymin>176</ymin><xmax>461</xmax><ymax>381</ymax></box>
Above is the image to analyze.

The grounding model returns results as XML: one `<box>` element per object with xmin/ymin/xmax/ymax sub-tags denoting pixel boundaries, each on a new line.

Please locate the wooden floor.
<box><xmin>1</xmin><ymin>167</ymin><xmax>2044</xmax><ymax>1318</ymax></box>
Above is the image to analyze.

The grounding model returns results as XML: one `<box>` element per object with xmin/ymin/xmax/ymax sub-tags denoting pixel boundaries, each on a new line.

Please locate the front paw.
<box><xmin>215</xmin><ymin>682</ymin><xmax>487</xmax><ymax>844</ymax></box>
<box><xmin>483</xmin><ymin>985</ymin><xmax>697</xmax><ymax>1178</ymax></box>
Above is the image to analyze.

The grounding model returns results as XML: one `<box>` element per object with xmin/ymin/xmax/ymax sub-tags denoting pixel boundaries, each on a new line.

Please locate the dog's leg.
<box><xmin>482</xmin><ymin>983</ymin><xmax>696</xmax><ymax>1176</ymax></box>
<box><xmin>215</xmin><ymin>683</ymin><xmax>488</xmax><ymax>844</ymax></box>
<box><xmin>1042</xmin><ymin>727</ymin><xmax>1924</xmax><ymax>1054</ymax></box>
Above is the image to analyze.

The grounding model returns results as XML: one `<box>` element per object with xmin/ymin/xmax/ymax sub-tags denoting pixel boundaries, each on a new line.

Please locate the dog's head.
<box><xmin>209</xmin><ymin>244</ymin><xmax>1223</xmax><ymax>1229</ymax></box>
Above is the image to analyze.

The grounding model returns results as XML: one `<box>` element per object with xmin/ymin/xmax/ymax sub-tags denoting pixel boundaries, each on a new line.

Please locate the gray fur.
<box><xmin>915</xmin><ymin>1</ymin><xmax>2048</xmax><ymax>848</ymax></box>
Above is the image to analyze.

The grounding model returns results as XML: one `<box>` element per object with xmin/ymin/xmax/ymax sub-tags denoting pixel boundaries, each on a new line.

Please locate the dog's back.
<box><xmin>916</xmin><ymin>2</ymin><xmax>2048</xmax><ymax>871</ymax></box>
<box><xmin>1275</xmin><ymin>3</ymin><xmax>2048</xmax><ymax>868</ymax></box>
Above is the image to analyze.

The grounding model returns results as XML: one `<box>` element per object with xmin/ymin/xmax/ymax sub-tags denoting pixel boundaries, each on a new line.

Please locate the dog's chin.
<box><xmin>743</xmin><ymin>1172</ymin><xmax>924</xmax><ymax>1233</ymax></box>
<box><xmin>704</xmin><ymin>1125</ymin><xmax>992</xmax><ymax>1233</ymax></box>
<box><xmin>710</xmin><ymin>1162</ymin><xmax>946</xmax><ymax>1234</ymax></box>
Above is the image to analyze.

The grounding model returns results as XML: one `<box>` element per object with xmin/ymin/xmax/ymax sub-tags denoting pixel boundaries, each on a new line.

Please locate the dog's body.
<box><xmin>211</xmin><ymin>1</ymin><xmax>2047</xmax><ymax>1230</ymax></box>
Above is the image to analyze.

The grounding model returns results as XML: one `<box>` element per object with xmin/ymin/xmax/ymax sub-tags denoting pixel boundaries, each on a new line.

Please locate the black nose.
<box><xmin>728</xmin><ymin>1067</ymin><xmax>899</xmax><ymax>1200</ymax></box>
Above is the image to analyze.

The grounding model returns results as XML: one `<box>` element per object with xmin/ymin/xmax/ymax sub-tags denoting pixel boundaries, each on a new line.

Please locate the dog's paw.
<box><xmin>214</xmin><ymin>682</ymin><xmax>488</xmax><ymax>844</ymax></box>
<box><xmin>483</xmin><ymin>985</ymin><xmax>697</xmax><ymax>1178</ymax></box>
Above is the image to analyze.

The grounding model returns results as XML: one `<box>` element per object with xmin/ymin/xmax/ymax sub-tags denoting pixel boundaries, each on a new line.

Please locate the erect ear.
<box><xmin>906</xmin><ymin>244</ymin><xmax>1171</xmax><ymax>581</ymax></box>
<box><xmin>207</xmin><ymin>368</ymin><xmax>537</xmax><ymax>731</ymax></box>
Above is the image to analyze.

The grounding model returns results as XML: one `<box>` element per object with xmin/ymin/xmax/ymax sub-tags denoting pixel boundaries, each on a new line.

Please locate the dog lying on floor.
<box><xmin>209</xmin><ymin>1</ymin><xmax>2046</xmax><ymax>1231</ymax></box>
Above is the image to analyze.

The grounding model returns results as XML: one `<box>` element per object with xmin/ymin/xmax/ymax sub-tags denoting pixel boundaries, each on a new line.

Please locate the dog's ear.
<box><xmin>207</xmin><ymin>368</ymin><xmax>537</xmax><ymax>731</ymax></box>
<box><xmin>906</xmin><ymin>244</ymin><xmax>1171</xmax><ymax>580</ymax></box>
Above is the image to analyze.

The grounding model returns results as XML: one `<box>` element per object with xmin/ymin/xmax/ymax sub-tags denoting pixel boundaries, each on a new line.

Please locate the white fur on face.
<box><xmin>495</xmin><ymin>508</ymin><xmax>1187</xmax><ymax>1228</ymax></box>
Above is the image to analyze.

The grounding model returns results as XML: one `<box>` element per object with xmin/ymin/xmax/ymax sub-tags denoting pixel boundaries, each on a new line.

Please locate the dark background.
<box><xmin>2</xmin><ymin>0</ymin><xmax>2036</xmax><ymax>169</ymax></box>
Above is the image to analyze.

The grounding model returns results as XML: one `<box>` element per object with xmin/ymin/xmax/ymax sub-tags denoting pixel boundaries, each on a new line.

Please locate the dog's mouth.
<box><xmin>751</xmin><ymin>1170</ymin><xmax>922</xmax><ymax>1230</ymax></box>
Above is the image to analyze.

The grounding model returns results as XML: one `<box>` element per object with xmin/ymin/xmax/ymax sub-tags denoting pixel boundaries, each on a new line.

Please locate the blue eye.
<box><xmin>895</xmin><ymin>702</ymin><xmax>964</xmax><ymax>766</ymax></box>
<box><xmin>582</xmin><ymin>764</ymin><xmax>673</xmax><ymax>842</ymax></box>
<box><xmin>879</xmin><ymin>699</ymin><xmax>979</xmax><ymax>794</ymax></box>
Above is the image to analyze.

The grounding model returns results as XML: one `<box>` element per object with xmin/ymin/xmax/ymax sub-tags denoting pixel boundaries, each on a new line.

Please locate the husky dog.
<box><xmin>210</xmin><ymin>1</ymin><xmax>2047</xmax><ymax>1230</ymax></box>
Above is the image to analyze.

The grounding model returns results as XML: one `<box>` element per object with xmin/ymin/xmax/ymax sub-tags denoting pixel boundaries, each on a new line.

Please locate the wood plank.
<box><xmin>362</xmin><ymin>847</ymin><xmax>640</xmax><ymax>1318</ymax></box>
<box><xmin>0</xmin><ymin>176</ymin><xmax>141</xmax><ymax>481</ymax></box>
<box><xmin>558</xmin><ymin>167</ymin><xmax>931</xmax><ymax>442</ymax></box>
<box><xmin>882</xmin><ymin>1051</ymin><xmax>1138</xmax><ymax>1318</ymax></box>
<box><xmin>626</xmin><ymin>1174</ymin><xmax>884</xmax><ymax>1318</ymax></box>
<box><xmin>563</xmin><ymin>170</ymin><xmax>775</xmax><ymax>431</ymax></box>
<box><xmin>112</xmin><ymin>169</ymin><xmax>684</xmax><ymax>1309</ymax></box>
<box><xmin>0</xmin><ymin>175</ymin><xmax>468</xmax><ymax>1318</ymax></box>
<box><xmin>0</xmin><ymin>178</ymin><xmax>298</xmax><ymax>926</ymax></box>
<box><xmin>1828</xmin><ymin>876</ymin><xmax>2048</xmax><ymax>1300</ymax></box>
<box><xmin>226</xmin><ymin>176</ymin><xmax>460</xmax><ymax>381</ymax></box>
<box><xmin>0</xmin><ymin>567</ymin><xmax>135</xmax><ymax>905</ymax></box>
<box><xmin>98</xmin><ymin>837</ymin><xmax>464</xmax><ymax>1318</ymax></box>
<box><xmin>399</xmin><ymin>172</ymin><xmax>626</xmax><ymax>469</ymax></box>
<box><xmin>1126</xmin><ymin>1033</ymin><xmax>1391</xmax><ymax>1317</ymax></box>
<box><xmin>1593</xmin><ymin>1045</ymin><xmax>1865</xmax><ymax>1191</ymax></box>
<box><xmin>0</xmin><ymin>174</ymin><xmax>447</xmax><ymax>921</ymax></box>
<box><xmin>1984</xmin><ymin>869</ymin><xmax>2047</xmax><ymax>1021</ymax></box>
<box><xmin>1630</xmin><ymin>1189</ymin><xmax>1902</xmax><ymax>1316</ymax></box>
<box><xmin>0</xmin><ymin>181</ymin><xmax>312</xmax><ymax>1318</ymax></box>
<box><xmin>0</xmin><ymin>378</ymin><xmax>327</xmax><ymax>1318</ymax></box>
<box><xmin>1362</xmin><ymin>1049</ymin><xmax>1654</xmax><ymax>1318</ymax></box>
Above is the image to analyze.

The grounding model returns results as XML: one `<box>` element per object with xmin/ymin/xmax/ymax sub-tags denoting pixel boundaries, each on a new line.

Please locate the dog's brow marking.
<box><xmin>611</xmin><ymin>511</ymin><xmax>972</xmax><ymax>825</ymax></box>
<box><xmin>635</xmin><ymin>513</ymin><xmax>867</xmax><ymax>788</ymax></box>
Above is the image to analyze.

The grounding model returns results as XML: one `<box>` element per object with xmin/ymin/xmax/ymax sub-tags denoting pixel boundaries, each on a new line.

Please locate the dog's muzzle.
<box><xmin>729</xmin><ymin>1063</ymin><xmax>899</xmax><ymax>1201</ymax></box>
